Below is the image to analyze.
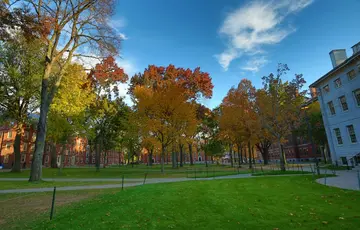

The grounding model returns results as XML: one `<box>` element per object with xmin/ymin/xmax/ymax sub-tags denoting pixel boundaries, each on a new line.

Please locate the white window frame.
<box><xmin>334</xmin><ymin>78</ymin><xmax>342</xmax><ymax>88</ymax></box>
<box><xmin>339</xmin><ymin>95</ymin><xmax>349</xmax><ymax>111</ymax></box>
<box><xmin>346</xmin><ymin>125</ymin><xmax>357</xmax><ymax>143</ymax></box>
<box><xmin>327</xmin><ymin>101</ymin><xmax>336</xmax><ymax>115</ymax></box>
<box><xmin>21</xmin><ymin>154</ymin><xmax>26</xmax><ymax>163</ymax></box>
<box><xmin>347</xmin><ymin>69</ymin><xmax>356</xmax><ymax>81</ymax></box>
<box><xmin>353</xmin><ymin>89</ymin><xmax>360</xmax><ymax>107</ymax></box>
<box><xmin>322</xmin><ymin>84</ymin><xmax>330</xmax><ymax>93</ymax></box>
<box><xmin>334</xmin><ymin>128</ymin><xmax>343</xmax><ymax>145</ymax></box>
<box><xmin>23</xmin><ymin>143</ymin><xmax>28</xmax><ymax>151</ymax></box>
<box><xmin>7</xmin><ymin>131</ymin><xmax>12</xmax><ymax>138</ymax></box>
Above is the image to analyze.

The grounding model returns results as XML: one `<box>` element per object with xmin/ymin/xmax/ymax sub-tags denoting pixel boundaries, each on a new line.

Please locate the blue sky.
<box><xmin>112</xmin><ymin>0</ymin><xmax>360</xmax><ymax>108</ymax></box>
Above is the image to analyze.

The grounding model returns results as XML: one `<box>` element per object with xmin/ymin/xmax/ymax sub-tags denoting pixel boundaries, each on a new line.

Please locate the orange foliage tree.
<box><xmin>219</xmin><ymin>79</ymin><xmax>257</xmax><ymax>169</ymax></box>
<box><xmin>134</xmin><ymin>84</ymin><xmax>198</xmax><ymax>173</ymax></box>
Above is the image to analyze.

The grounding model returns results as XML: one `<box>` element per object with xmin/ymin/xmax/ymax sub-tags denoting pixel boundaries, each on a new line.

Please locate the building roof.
<box><xmin>309</xmin><ymin>51</ymin><xmax>360</xmax><ymax>88</ymax></box>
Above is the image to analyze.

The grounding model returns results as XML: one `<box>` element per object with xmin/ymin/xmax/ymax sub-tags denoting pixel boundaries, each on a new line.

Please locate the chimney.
<box><xmin>352</xmin><ymin>42</ymin><xmax>360</xmax><ymax>55</ymax></box>
<box><xmin>329</xmin><ymin>49</ymin><xmax>347</xmax><ymax>68</ymax></box>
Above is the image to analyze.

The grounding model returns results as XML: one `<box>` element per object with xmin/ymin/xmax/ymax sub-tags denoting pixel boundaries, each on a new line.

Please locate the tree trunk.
<box><xmin>248</xmin><ymin>141</ymin><xmax>252</xmax><ymax>169</ymax></box>
<box><xmin>240</xmin><ymin>147</ymin><xmax>243</xmax><ymax>164</ymax></box>
<box><xmin>103</xmin><ymin>151</ymin><xmax>107</xmax><ymax>168</ymax></box>
<box><xmin>229</xmin><ymin>144</ymin><xmax>233</xmax><ymax>167</ymax></box>
<box><xmin>263</xmin><ymin>148</ymin><xmax>269</xmax><ymax>165</ymax></box>
<box><xmin>58</xmin><ymin>143</ymin><xmax>66</xmax><ymax>175</ymax></box>
<box><xmin>161</xmin><ymin>145</ymin><xmax>165</xmax><ymax>173</ymax></box>
<box><xmin>179</xmin><ymin>144</ymin><xmax>183</xmax><ymax>167</ymax></box>
<box><xmin>11</xmin><ymin>129</ymin><xmax>22</xmax><ymax>172</ymax></box>
<box><xmin>237</xmin><ymin>145</ymin><xmax>241</xmax><ymax>168</ymax></box>
<box><xmin>148</xmin><ymin>148</ymin><xmax>153</xmax><ymax>166</ymax></box>
<box><xmin>172</xmin><ymin>149</ymin><xmax>177</xmax><ymax>169</ymax></box>
<box><xmin>50</xmin><ymin>142</ymin><xmax>57</xmax><ymax>168</ymax></box>
<box><xmin>205</xmin><ymin>153</ymin><xmax>208</xmax><ymax>167</ymax></box>
<box><xmin>320</xmin><ymin>145</ymin><xmax>327</xmax><ymax>164</ymax></box>
<box><xmin>95</xmin><ymin>137</ymin><xmax>101</xmax><ymax>172</ymax></box>
<box><xmin>29</xmin><ymin>68</ymin><xmax>53</xmax><ymax>182</ymax></box>
<box><xmin>278</xmin><ymin>140</ymin><xmax>286</xmax><ymax>171</ymax></box>
<box><xmin>188</xmin><ymin>143</ymin><xmax>193</xmax><ymax>165</ymax></box>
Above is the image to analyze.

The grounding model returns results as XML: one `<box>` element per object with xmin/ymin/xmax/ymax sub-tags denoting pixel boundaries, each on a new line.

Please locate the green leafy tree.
<box><xmin>0</xmin><ymin>35</ymin><xmax>43</xmax><ymax>172</ymax></box>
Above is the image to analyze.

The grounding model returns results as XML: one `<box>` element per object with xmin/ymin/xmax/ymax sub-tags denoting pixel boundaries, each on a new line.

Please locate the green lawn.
<box><xmin>252</xmin><ymin>170</ymin><xmax>312</xmax><ymax>176</ymax></box>
<box><xmin>0</xmin><ymin>180</ymin><xmax>139</xmax><ymax>190</ymax></box>
<box><xmin>12</xmin><ymin>176</ymin><xmax>360</xmax><ymax>230</ymax></box>
<box><xmin>0</xmin><ymin>164</ymin><xmax>247</xmax><ymax>179</ymax></box>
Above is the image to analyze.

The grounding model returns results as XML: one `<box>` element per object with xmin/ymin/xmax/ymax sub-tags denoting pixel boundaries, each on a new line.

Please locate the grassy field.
<box><xmin>0</xmin><ymin>164</ymin><xmax>249</xmax><ymax>179</ymax></box>
<box><xmin>6</xmin><ymin>176</ymin><xmax>360</xmax><ymax>230</ymax></box>
<box><xmin>252</xmin><ymin>170</ymin><xmax>312</xmax><ymax>176</ymax></box>
<box><xmin>0</xmin><ymin>180</ymin><xmax>140</xmax><ymax>190</ymax></box>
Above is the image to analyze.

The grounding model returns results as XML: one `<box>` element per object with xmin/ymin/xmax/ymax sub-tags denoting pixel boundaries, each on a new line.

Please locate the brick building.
<box><xmin>0</xmin><ymin>125</ymin><xmax>123</xmax><ymax>169</ymax></box>
<box><xmin>265</xmin><ymin>133</ymin><xmax>322</xmax><ymax>163</ymax></box>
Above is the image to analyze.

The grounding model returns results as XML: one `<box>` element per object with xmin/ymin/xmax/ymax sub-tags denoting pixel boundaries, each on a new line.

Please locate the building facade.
<box><xmin>309</xmin><ymin>42</ymin><xmax>360</xmax><ymax>166</ymax></box>
<box><xmin>0</xmin><ymin>125</ymin><xmax>123</xmax><ymax>169</ymax></box>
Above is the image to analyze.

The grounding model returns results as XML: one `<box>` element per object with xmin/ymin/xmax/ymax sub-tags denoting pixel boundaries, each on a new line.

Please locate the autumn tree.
<box><xmin>260</xmin><ymin>64</ymin><xmax>307</xmax><ymax>171</ymax></box>
<box><xmin>23</xmin><ymin>0</ymin><xmax>123</xmax><ymax>181</ymax></box>
<box><xmin>134</xmin><ymin>84</ymin><xmax>198</xmax><ymax>173</ymax></box>
<box><xmin>130</xmin><ymin>64</ymin><xmax>213</xmax><ymax>171</ymax></box>
<box><xmin>220</xmin><ymin>79</ymin><xmax>257</xmax><ymax>169</ymax></box>
<box><xmin>0</xmin><ymin>34</ymin><xmax>43</xmax><ymax>172</ymax></box>
<box><xmin>197</xmin><ymin>106</ymin><xmax>220</xmax><ymax>167</ymax></box>
<box><xmin>47</xmin><ymin>63</ymin><xmax>94</xmax><ymax>172</ymax></box>
<box><xmin>254</xmin><ymin>89</ymin><xmax>276</xmax><ymax>165</ymax></box>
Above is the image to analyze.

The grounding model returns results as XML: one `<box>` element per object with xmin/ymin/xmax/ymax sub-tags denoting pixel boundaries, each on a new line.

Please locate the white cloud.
<box><xmin>108</xmin><ymin>17</ymin><xmax>128</xmax><ymax>40</ymax></box>
<box><xmin>241</xmin><ymin>56</ymin><xmax>269</xmax><ymax>72</ymax></box>
<box><xmin>216</xmin><ymin>0</ymin><xmax>313</xmax><ymax>71</ymax></box>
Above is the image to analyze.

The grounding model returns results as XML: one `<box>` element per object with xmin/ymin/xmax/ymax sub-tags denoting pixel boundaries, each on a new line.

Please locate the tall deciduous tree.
<box><xmin>0</xmin><ymin>34</ymin><xmax>43</xmax><ymax>172</ymax></box>
<box><xmin>260</xmin><ymin>64</ymin><xmax>306</xmax><ymax>171</ymax></box>
<box><xmin>26</xmin><ymin>0</ymin><xmax>123</xmax><ymax>181</ymax></box>
<box><xmin>134</xmin><ymin>84</ymin><xmax>197</xmax><ymax>173</ymax></box>
<box><xmin>47</xmin><ymin>64</ymin><xmax>94</xmax><ymax>171</ymax></box>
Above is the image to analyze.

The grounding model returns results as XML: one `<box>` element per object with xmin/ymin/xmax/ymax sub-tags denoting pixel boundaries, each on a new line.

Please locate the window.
<box><xmin>21</xmin><ymin>154</ymin><xmax>26</xmax><ymax>163</ymax></box>
<box><xmin>339</xmin><ymin>96</ymin><xmax>349</xmax><ymax>111</ymax></box>
<box><xmin>322</xmin><ymin>84</ymin><xmax>330</xmax><ymax>93</ymax></box>
<box><xmin>334</xmin><ymin>128</ymin><xmax>343</xmax><ymax>145</ymax></box>
<box><xmin>353</xmin><ymin>89</ymin><xmax>360</xmax><ymax>106</ymax></box>
<box><xmin>23</xmin><ymin>143</ymin><xmax>28</xmax><ymax>151</ymax></box>
<box><xmin>334</xmin><ymin>78</ymin><xmax>342</xmax><ymax>88</ymax></box>
<box><xmin>347</xmin><ymin>69</ymin><xmax>356</xmax><ymax>80</ymax></box>
<box><xmin>6</xmin><ymin>143</ymin><xmax>11</xmax><ymax>149</ymax></box>
<box><xmin>327</xmin><ymin>101</ymin><xmax>336</xmax><ymax>115</ymax></box>
<box><xmin>24</xmin><ymin>131</ymin><xmax>29</xmax><ymax>139</ymax></box>
<box><xmin>7</xmin><ymin>131</ymin><xmax>12</xmax><ymax>138</ymax></box>
<box><xmin>347</xmin><ymin>125</ymin><xmax>357</xmax><ymax>143</ymax></box>
<box><xmin>4</xmin><ymin>155</ymin><xmax>9</xmax><ymax>163</ymax></box>
<box><xmin>45</xmin><ymin>155</ymin><xmax>49</xmax><ymax>163</ymax></box>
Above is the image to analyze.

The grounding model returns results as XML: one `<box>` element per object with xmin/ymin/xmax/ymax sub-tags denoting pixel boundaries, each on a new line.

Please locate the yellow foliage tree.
<box><xmin>134</xmin><ymin>84</ymin><xmax>197</xmax><ymax>173</ymax></box>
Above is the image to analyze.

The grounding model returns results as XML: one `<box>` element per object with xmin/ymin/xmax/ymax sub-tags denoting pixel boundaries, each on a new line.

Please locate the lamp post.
<box><xmin>303</xmin><ymin>106</ymin><xmax>320</xmax><ymax>175</ymax></box>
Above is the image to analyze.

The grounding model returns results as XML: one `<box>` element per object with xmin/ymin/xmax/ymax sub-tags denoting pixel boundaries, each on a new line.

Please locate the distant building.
<box><xmin>0</xmin><ymin>125</ymin><xmax>123</xmax><ymax>169</ymax></box>
<box><xmin>309</xmin><ymin>42</ymin><xmax>360</xmax><ymax>166</ymax></box>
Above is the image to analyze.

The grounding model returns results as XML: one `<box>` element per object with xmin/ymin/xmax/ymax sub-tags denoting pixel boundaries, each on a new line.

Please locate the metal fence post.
<box><xmin>121</xmin><ymin>175</ymin><xmax>124</xmax><ymax>190</ymax></box>
<box><xmin>357</xmin><ymin>170</ymin><xmax>360</xmax><ymax>190</ymax></box>
<box><xmin>195</xmin><ymin>168</ymin><xmax>197</xmax><ymax>180</ymax></box>
<box><xmin>324</xmin><ymin>170</ymin><xmax>327</xmax><ymax>185</ymax></box>
<box><xmin>50</xmin><ymin>186</ymin><xmax>57</xmax><ymax>220</ymax></box>
<box><xmin>143</xmin><ymin>173</ymin><xmax>148</xmax><ymax>185</ymax></box>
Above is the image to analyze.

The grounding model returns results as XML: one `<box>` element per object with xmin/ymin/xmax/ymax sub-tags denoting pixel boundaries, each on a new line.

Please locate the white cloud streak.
<box><xmin>216</xmin><ymin>0</ymin><xmax>313</xmax><ymax>71</ymax></box>
<box><xmin>241</xmin><ymin>56</ymin><xmax>269</xmax><ymax>72</ymax></box>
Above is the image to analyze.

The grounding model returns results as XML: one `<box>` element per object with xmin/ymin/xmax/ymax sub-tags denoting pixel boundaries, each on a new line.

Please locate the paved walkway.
<box><xmin>1</xmin><ymin>168</ymin><xmax>359</xmax><ymax>193</ymax></box>
<box><xmin>316</xmin><ymin>170</ymin><xmax>360</xmax><ymax>191</ymax></box>
<box><xmin>0</xmin><ymin>174</ymin><xmax>254</xmax><ymax>194</ymax></box>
